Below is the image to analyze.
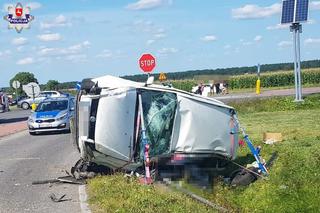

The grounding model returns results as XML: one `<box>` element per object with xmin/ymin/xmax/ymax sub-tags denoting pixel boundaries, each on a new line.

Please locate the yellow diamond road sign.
<box><xmin>159</xmin><ymin>72</ymin><xmax>167</xmax><ymax>81</ymax></box>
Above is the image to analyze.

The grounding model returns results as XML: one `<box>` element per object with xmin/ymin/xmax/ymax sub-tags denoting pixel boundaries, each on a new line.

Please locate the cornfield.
<box><xmin>171</xmin><ymin>80</ymin><xmax>196</xmax><ymax>92</ymax></box>
<box><xmin>228</xmin><ymin>69</ymin><xmax>320</xmax><ymax>89</ymax></box>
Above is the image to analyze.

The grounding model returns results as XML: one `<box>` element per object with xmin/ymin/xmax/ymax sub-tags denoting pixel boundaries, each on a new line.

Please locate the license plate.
<box><xmin>40</xmin><ymin>123</ymin><xmax>52</xmax><ymax>128</ymax></box>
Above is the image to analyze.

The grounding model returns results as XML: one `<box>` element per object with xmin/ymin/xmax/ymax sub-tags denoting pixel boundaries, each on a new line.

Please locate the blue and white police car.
<box><xmin>28</xmin><ymin>97</ymin><xmax>74</xmax><ymax>135</ymax></box>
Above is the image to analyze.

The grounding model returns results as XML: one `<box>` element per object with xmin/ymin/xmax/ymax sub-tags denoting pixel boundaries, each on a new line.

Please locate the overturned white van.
<box><xmin>71</xmin><ymin>75</ymin><xmax>239</xmax><ymax>174</ymax></box>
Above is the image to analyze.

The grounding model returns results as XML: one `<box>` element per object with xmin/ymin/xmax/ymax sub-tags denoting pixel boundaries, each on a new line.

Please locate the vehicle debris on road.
<box><xmin>49</xmin><ymin>193</ymin><xmax>71</xmax><ymax>203</ymax></box>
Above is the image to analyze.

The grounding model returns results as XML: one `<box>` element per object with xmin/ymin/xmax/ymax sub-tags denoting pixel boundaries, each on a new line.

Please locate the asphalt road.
<box><xmin>0</xmin><ymin>130</ymin><xmax>81</xmax><ymax>213</ymax></box>
<box><xmin>0</xmin><ymin>109</ymin><xmax>30</xmax><ymax>124</ymax></box>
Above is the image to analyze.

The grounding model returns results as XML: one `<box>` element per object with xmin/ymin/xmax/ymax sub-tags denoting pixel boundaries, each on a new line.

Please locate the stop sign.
<box><xmin>139</xmin><ymin>54</ymin><xmax>156</xmax><ymax>73</ymax></box>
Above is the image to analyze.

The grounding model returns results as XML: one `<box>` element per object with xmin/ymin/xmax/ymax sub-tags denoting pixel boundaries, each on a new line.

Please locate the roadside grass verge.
<box><xmin>206</xmin><ymin>94</ymin><xmax>320</xmax><ymax>212</ymax></box>
<box><xmin>229</xmin><ymin>93</ymin><xmax>320</xmax><ymax>113</ymax></box>
<box><xmin>228</xmin><ymin>83</ymin><xmax>320</xmax><ymax>94</ymax></box>
<box><xmin>87</xmin><ymin>174</ymin><xmax>214</xmax><ymax>213</ymax></box>
<box><xmin>87</xmin><ymin>94</ymin><xmax>320</xmax><ymax>212</ymax></box>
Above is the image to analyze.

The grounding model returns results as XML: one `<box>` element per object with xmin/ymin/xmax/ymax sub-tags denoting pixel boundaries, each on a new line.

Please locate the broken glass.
<box><xmin>139</xmin><ymin>90</ymin><xmax>177</xmax><ymax>160</ymax></box>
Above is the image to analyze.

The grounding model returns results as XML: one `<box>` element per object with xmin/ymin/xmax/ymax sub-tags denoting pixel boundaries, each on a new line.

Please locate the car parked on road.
<box><xmin>28</xmin><ymin>97</ymin><xmax>75</xmax><ymax>135</ymax></box>
<box><xmin>9</xmin><ymin>95</ymin><xmax>28</xmax><ymax>106</ymax></box>
<box><xmin>18</xmin><ymin>91</ymin><xmax>67</xmax><ymax>110</ymax></box>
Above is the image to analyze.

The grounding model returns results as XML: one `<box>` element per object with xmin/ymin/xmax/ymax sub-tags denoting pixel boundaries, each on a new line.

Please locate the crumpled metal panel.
<box><xmin>171</xmin><ymin>95</ymin><xmax>237</xmax><ymax>159</ymax></box>
<box><xmin>94</xmin><ymin>88</ymin><xmax>137</xmax><ymax>161</ymax></box>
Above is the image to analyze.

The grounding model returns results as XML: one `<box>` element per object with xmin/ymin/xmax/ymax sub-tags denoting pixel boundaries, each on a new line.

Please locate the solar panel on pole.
<box><xmin>295</xmin><ymin>0</ymin><xmax>309</xmax><ymax>22</ymax></box>
<box><xmin>281</xmin><ymin>0</ymin><xmax>295</xmax><ymax>24</ymax></box>
<box><xmin>280</xmin><ymin>0</ymin><xmax>309</xmax><ymax>102</ymax></box>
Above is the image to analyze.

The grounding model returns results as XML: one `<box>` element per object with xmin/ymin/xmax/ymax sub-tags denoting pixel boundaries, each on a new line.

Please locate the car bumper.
<box><xmin>28</xmin><ymin>119</ymin><xmax>70</xmax><ymax>132</ymax></box>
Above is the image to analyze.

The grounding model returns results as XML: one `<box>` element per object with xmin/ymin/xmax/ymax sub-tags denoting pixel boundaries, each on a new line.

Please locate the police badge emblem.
<box><xmin>3</xmin><ymin>3</ymin><xmax>34</xmax><ymax>33</ymax></box>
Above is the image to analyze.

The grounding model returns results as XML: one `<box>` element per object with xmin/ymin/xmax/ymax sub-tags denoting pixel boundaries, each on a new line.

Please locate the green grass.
<box><xmin>229</xmin><ymin>93</ymin><xmax>320</xmax><ymax>113</ymax></box>
<box><xmin>87</xmin><ymin>94</ymin><xmax>320</xmax><ymax>213</ymax></box>
<box><xmin>205</xmin><ymin>94</ymin><xmax>320</xmax><ymax>212</ymax></box>
<box><xmin>87</xmin><ymin>174</ymin><xmax>214</xmax><ymax>213</ymax></box>
<box><xmin>229</xmin><ymin>83</ymin><xmax>320</xmax><ymax>94</ymax></box>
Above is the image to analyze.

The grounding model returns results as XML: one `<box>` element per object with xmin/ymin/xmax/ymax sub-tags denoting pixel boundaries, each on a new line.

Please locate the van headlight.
<box><xmin>28</xmin><ymin>117</ymin><xmax>34</xmax><ymax>122</ymax></box>
<box><xmin>56</xmin><ymin>113</ymin><xmax>68</xmax><ymax>121</ymax></box>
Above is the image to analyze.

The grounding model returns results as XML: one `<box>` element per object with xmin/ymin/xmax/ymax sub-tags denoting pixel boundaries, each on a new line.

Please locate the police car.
<box><xmin>28</xmin><ymin>97</ymin><xmax>74</xmax><ymax>135</ymax></box>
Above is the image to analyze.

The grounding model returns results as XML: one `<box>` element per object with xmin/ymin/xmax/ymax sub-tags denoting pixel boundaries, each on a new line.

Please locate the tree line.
<box><xmin>122</xmin><ymin>59</ymin><xmax>320</xmax><ymax>82</ymax></box>
<box><xmin>2</xmin><ymin>59</ymin><xmax>320</xmax><ymax>95</ymax></box>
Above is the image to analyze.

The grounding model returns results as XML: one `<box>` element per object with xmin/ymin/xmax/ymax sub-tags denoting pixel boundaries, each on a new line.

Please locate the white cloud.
<box><xmin>278</xmin><ymin>41</ymin><xmax>292</xmax><ymax>48</ymax></box>
<box><xmin>242</xmin><ymin>41</ymin><xmax>253</xmax><ymax>46</ymax></box>
<box><xmin>40</xmin><ymin>15</ymin><xmax>71</xmax><ymax>29</ymax></box>
<box><xmin>0</xmin><ymin>51</ymin><xmax>10</xmax><ymax>57</ymax></box>
<box><xmin>232</xmin><ymin>3</ymin><xmax>281</xmax><ymax>19</ymax></box>
<box><xmin>65</xmin><ymin>54</ymin><xmax>87</xmax><ymax>62</ymax></box>
<box><xmin>38</xmin><ymin>47</ymin><xmax>56</xmax><ymax>56</ymax></box>
<box><xmin>201</xmin><ymin>35</ymin><xmax>217</xmax><ymax>42</ymax></box>
<box><xmin>154</xmin><ymin>33</ymin><xmax>166</xmax><ymax>39</ymax></box>
<box><xmin>310</xmin><ymin>1</ymin><xmax>320</xmax><ymax>10</ymax></box>
<box><xmin>224</xmin><ymin>44</ymin><xmax>231</xmax><ymax>49</ymax></box>
<box><xmin>11</xmin><ymin>37</ymin><xmax>28</xmax><ymax>45</ymax></box>
<box><xmin>126</xmin><ymin>0</ymin><xmax>172</xmax><ymax>10</ymax></box>
<box><xmin>158</xmin><ymin>47</ymin><xmax>178</xmax><ymax>54</ymax></box>
<box><xmin>26</xmin><ymin>2</ymin><xmax>42</xmax><ymax>10</ymax></box>
<box><xmin>146</xmin><ymin>39</ymin><xmax>155</xmax><ymax>45</ymax></box>
<box><xmin>240</xmin><ymin>36</ymin><xmax>262</xmax><ymax>46</ymax></box>
<box><xmin>254</xmin><ymin>35</ymin><xmax>262</xmax><ymax>42</ymax></box>
<box><xmin>266</xmin><ymin>24</ymin><xmax>289</xmax><ymax>30</ymax></box>
<box><xmin>17</xmin><ymin>57</ymin><xmax>34</xmax><ymax>65</ymax></box>
<box><xmin>96</xmin><ymin>50</ymin><xmax>113</xmax><ymax>58</ymax></box>
<box><xmin>17</xmin><ymin>46</ymin><xmax>24</xmax><ymax>52</ymax></box>
<box><xmin>68</xmin><ymin>41</ymin><xmax>90</xmax><ymax>51</ymax></box>
<box><xmin>157</xmin><ymin>28</ymin><xmax>165</xmax><ymax>33</ymax></box>
<box><xmin>38</xmin><ymin>41</ymin><xmax>90</xmax><ymax>57</ymax></box>
<box><xmin>304</xmin><ymin>38</ymin><xmax>320</xmax><ymax>45</ymax></box>
<box><xmin>37</xmin><ymin>33</ymin><xmax>62</xmax><ymax>41</ymax></box>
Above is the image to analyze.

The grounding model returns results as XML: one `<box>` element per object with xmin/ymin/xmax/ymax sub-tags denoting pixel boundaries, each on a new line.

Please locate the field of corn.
<box><xmin>170</xmin><ymin>69</ymin><xmax>320</xmax><ymax>92</ymax></box>
<box><xmin>228</xmin><ymin>68</ymin><xmax>320</xmax><ymax>89</ymax></box>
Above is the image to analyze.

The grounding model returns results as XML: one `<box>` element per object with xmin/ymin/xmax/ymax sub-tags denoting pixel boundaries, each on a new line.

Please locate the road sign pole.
<box><xmin>31</xmin><ymin>85</ymin><xmax>35</xmax><ymax>100</ymax></box>
<box><xmin>15</xmin><ymin>82</ymin><xmax>18</xmax><ymax>104</ymax></box>
<box><xmin>15</xmin><ymin>87</ymin><xmax>18</xmax><ymax>104</ymax></box>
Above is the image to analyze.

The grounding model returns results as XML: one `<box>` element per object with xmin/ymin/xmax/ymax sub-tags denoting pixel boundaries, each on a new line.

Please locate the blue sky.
<box><xmin>0</xmin><ymin>0</ymin><xmax>320</xmax><ymax>87</ymax></box>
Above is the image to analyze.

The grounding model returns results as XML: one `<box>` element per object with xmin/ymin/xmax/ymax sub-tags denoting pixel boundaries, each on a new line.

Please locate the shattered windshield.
<box><xmin>140</xmin><ymin>90</ymin><xmax>177</xmax><ymax>159</ymax></box>
<box><xmin>36</xmin><ymin>100</ymin><xmax>68</xmax><ymax>112</ymax></box>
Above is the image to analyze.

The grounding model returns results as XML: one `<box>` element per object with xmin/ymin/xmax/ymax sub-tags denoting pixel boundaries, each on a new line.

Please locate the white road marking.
<box><xmin>79</xmin><ymin>185</ymin><xmax>91</xmax><ymax>213</ymax></box>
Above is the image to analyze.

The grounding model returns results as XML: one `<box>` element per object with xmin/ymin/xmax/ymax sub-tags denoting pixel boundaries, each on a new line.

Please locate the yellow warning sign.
<box><xmin>159</xmin><ymin>72</ymin><xmax>167</xmax><ymax>81</ymax></box>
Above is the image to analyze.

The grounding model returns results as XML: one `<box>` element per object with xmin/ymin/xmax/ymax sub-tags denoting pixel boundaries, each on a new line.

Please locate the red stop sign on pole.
<box><xmin>139</xmin><ymin>54</ymin><xmax>156</xmax><ymax>73</ymax></box>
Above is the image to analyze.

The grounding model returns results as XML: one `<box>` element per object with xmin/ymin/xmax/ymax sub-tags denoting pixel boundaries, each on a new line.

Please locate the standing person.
<box><xmin>215</xmin><ymin>83</ymin><xmax>220</xmax><ymax>95</ymax></box>
<box><xmin>200</xmin><ymin>83</ymin><xmax>204</xmax><ymax>96</ymax></box>
<box><xmin>196</xmin><ymin>83</ymin><xmax>203</xmax><ymax>95</ymax></box>
<box><xmin>0</xmin><ymin>90</ymin><xmax>9</xmax><ymax>112</ymax></box>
